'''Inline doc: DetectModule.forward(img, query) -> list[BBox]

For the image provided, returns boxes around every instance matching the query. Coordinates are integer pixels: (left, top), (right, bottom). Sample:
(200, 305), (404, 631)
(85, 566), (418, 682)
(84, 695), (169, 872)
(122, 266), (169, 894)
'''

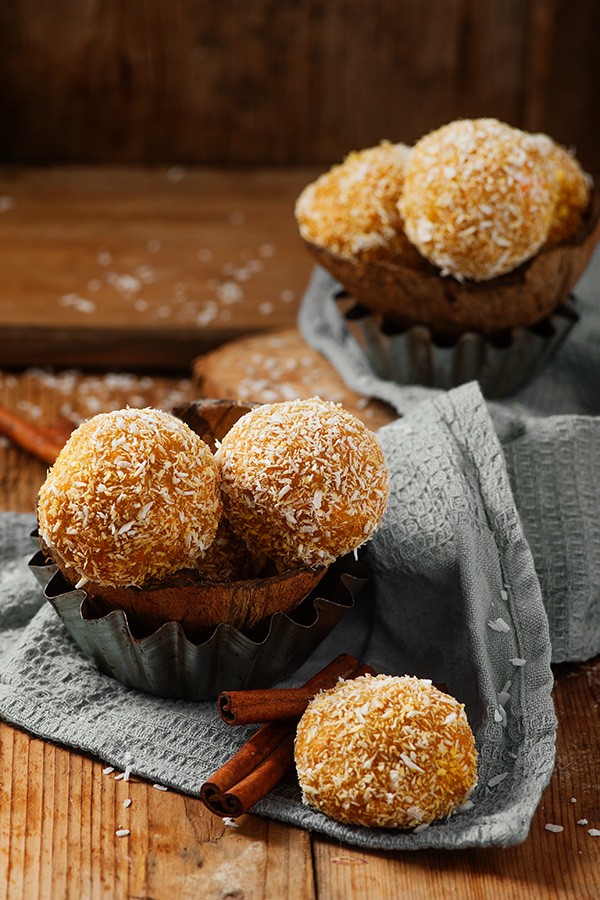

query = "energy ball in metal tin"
(400, 118), (557, 281)
(294, 674), (478, 829)
(539, 137), (592, 246)
(215, 398), (389, 569)
(38, 407), (221, 587)
(295, 141), (421, 265)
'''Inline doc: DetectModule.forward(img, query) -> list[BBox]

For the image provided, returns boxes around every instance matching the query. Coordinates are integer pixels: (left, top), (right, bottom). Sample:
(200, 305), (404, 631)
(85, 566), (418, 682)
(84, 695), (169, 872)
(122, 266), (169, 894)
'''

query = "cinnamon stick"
(0, 403), (70, 465)
(217, 654), (357, 725)
(218, 661), (375, 725)
(201, 656), (376, 818)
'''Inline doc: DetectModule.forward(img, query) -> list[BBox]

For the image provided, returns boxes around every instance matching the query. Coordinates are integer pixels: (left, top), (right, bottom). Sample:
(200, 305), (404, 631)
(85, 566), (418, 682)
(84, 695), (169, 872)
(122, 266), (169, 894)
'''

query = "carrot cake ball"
(196, 516), (266, 582)
(536, 136), (592, 245)
(399, 118), (558, 281)
(38, 407), (221, 587)
(295, 674), (478, 829)
(215, 398), (389, 569)
(295, 141), (421, 264)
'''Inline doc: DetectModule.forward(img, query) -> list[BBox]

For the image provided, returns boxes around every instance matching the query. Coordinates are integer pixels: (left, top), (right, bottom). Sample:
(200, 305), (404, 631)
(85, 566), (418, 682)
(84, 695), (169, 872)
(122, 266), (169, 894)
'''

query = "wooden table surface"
(0, 168), (599, 900)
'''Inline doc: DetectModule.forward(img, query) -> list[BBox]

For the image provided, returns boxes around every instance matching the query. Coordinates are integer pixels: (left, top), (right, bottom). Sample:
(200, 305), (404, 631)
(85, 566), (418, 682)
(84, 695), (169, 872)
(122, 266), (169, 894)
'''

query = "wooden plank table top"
(0, 169), (599, 900)
(0, 166), (319, 370)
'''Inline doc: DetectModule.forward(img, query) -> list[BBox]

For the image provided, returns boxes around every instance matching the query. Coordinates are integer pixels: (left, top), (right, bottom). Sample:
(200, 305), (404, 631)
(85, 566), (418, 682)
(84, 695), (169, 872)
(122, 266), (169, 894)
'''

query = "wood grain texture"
(0, 166), (318, 371)
(0, 726), (315, 900)
(0, 1), (598, 170)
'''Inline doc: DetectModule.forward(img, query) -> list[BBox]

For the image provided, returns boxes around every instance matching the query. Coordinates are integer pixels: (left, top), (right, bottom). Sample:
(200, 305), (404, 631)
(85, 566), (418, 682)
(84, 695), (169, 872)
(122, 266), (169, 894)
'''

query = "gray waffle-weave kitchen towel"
(299, 249), (600, 664)
(0, 382), (560, 849)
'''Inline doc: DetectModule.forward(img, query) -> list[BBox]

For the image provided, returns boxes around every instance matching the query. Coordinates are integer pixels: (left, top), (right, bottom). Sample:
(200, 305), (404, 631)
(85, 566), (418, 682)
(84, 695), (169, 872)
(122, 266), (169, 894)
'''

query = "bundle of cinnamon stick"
(200, 654), (375, 819)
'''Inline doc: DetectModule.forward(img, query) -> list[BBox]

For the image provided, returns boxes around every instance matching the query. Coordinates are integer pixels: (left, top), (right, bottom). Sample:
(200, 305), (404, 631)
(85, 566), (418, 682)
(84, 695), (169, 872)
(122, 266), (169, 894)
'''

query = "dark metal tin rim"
(28, 537), (367, 702)
(335, 291), (578, 399)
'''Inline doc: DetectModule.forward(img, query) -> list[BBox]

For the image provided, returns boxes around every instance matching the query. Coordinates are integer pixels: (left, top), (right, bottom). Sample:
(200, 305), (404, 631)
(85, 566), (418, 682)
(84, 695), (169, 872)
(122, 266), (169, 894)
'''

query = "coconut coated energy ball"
(295, 141), (421, 264)
(215, 398), (389, 569)
(295, 674), (478, 829)
(400, 118), (558, 281)
(540, 137), (592, 245)
(38, 407), (221, 587)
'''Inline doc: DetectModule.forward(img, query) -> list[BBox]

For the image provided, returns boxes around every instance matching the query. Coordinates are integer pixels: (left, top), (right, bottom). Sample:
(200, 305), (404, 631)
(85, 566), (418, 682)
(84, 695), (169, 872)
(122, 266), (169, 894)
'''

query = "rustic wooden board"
(0, 167), (318, 370)
(193, 327), (396, 431)
(1, 368), (599, 899)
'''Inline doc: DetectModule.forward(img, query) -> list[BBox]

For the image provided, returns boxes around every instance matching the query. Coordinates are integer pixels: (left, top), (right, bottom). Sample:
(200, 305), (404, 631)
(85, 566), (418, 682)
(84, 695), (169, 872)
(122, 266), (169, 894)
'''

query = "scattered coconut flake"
(456, 799), (475, 813)
(487, 772), (509, 788)
(0, 195), (16, 212)
(544, 823), (563, 833)
(147, 239), (162, 253)
(115, 829), (130, 838)
(413, 823), (430, 833)
(258, 301), (275, 315)
(103, 766), (115, 775)
(59, 293), (97, 314)
(229, 210), (245, 226)
(259, 242), (275, 257)
(494, 709), (503, 723)
(488, 618), (510, 633)
(222, 816), (240, 827)
(570, 797), (577, 803)
(587, 829), (600, 837)
(500, 589), (508, 600)
(123, 798), (132, 809)
(75, 575), (89, 589)
(167, 166), (186, 183)
(280, 289), (296, 303)
(577, 819), (588, 826)
(153, 783), (168, 791)
(510, 658), (526, 667)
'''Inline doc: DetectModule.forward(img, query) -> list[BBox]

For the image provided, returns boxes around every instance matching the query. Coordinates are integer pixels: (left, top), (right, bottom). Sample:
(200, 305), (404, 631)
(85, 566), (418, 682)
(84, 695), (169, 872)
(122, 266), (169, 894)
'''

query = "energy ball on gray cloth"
(215, 398), (389, 569)
(294, 674), (478, 829)
(37, 407), (221, 587)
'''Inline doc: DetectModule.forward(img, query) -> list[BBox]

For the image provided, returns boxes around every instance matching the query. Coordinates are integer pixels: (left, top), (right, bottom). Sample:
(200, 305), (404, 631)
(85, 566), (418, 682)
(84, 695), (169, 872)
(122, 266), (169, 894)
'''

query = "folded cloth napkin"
(299, 251), (600, 664)
(0, 381), (560, 850)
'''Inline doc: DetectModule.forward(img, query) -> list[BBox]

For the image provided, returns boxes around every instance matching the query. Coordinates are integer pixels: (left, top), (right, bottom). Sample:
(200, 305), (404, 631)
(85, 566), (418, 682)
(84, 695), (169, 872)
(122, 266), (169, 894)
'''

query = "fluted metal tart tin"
(29, 539), (367, 701)
(335, 292), (579, 399)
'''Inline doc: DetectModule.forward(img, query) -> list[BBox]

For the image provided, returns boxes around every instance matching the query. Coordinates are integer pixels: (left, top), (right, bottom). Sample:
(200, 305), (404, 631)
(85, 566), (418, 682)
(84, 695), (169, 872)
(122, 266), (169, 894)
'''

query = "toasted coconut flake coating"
(295, 141), (421, 264)
(294, 674), (478, 829)
(195, 515), (266, 582)
(215, 398), (389, 569)
(538, 137), (592, 245)
(38, 407), (221, 586)
(400, 118), (558, 281)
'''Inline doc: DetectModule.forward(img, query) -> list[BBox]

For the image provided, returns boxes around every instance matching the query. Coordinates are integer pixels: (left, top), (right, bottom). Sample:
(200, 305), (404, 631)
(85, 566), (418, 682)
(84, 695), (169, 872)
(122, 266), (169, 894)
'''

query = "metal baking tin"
(336, 293), (578, 399)
(28, 539), (367, 701)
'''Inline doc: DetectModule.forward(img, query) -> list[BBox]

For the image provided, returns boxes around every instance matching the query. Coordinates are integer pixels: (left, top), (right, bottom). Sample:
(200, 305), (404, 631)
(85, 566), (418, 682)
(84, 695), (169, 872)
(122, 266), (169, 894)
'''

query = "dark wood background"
(0, 0), (599, 171)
